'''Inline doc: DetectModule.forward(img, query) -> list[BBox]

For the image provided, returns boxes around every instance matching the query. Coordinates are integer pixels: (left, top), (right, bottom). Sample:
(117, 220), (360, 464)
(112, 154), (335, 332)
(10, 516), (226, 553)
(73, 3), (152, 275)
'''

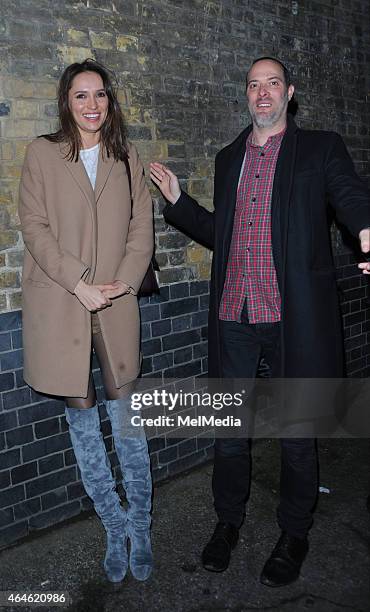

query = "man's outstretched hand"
(150, 162), (181, 205)
(358, 228), (370, 275)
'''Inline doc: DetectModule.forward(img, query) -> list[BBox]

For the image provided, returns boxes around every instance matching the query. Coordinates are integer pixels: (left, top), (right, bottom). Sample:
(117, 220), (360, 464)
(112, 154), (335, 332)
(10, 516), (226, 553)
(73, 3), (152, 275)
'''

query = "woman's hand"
(149, 162), (181, 204)
(99, 280), (132, 299)
(74, 279), (112, 311)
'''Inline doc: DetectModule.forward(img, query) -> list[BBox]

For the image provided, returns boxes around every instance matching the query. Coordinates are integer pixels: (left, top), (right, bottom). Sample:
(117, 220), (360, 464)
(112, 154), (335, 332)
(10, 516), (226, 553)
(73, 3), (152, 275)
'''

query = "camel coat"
(19, 137), (153, 397)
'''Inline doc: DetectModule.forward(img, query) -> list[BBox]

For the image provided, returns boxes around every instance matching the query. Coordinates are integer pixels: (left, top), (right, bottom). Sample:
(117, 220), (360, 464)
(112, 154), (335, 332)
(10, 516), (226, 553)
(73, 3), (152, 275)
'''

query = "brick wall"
(1, 0), (370, 547)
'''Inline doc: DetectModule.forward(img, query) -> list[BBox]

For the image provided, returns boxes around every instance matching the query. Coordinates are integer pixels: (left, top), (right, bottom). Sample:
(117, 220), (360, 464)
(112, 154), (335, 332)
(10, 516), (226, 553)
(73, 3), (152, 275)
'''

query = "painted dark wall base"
(1, 262), (369, 548)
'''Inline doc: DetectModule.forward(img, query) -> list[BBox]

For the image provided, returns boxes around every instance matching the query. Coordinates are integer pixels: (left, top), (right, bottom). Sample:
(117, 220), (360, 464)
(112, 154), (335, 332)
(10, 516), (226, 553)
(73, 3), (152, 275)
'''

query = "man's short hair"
(248, 56), (292, 87)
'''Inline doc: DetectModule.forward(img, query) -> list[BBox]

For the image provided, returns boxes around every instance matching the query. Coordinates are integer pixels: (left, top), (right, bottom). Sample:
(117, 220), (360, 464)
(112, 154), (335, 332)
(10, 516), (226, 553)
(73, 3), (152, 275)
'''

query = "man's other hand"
(358, 228), (370, 274)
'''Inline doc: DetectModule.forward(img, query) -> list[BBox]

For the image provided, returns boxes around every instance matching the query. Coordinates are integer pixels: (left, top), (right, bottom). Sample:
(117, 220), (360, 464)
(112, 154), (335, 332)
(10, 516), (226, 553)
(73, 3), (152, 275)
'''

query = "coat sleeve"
(114, 144), (154, 294)
(325, 133), (370, 237)
(19, 142), (89, 294)
(163, 191), (214, 250)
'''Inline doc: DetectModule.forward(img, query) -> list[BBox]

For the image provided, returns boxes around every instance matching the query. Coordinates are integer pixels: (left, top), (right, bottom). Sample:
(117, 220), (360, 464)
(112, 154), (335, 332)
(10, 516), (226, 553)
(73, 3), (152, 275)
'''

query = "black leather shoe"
(201, 522), (239, 572)
(260, 531), (308, 587)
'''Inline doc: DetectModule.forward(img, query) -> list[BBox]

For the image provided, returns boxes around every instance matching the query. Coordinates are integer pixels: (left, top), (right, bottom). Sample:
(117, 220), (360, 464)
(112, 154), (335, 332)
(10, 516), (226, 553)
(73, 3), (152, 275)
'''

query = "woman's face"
(68, 71), (109, 140)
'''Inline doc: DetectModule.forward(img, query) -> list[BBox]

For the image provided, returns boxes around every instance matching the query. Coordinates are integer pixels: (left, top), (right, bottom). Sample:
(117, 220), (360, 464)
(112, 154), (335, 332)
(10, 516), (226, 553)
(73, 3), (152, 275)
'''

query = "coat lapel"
(219, 127), (251, 269)
(271, 115), (299, 294)
(60, 143), (116, 207)
(59, 143), (95, 209)
(94, 149), (115, 204)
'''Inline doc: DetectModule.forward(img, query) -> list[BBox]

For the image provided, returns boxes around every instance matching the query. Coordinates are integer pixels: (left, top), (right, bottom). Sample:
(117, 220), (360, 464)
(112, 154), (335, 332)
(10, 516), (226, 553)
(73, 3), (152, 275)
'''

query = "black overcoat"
(164, 116), (370, 378)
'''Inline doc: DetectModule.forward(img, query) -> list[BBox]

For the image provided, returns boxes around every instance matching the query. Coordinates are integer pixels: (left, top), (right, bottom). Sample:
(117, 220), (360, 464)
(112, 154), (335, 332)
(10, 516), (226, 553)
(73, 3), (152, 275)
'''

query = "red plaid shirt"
(219, 129), (285, 324)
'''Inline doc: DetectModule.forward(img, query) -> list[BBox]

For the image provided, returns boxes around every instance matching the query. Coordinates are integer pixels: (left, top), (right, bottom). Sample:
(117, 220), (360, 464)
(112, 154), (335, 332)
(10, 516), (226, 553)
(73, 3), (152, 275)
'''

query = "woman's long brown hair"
(43, 58), (128, 162)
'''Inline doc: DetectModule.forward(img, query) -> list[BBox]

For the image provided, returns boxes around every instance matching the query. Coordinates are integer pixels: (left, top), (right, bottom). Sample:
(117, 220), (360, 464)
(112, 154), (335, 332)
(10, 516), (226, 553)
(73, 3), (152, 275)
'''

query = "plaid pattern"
(219, 129), (285, 324)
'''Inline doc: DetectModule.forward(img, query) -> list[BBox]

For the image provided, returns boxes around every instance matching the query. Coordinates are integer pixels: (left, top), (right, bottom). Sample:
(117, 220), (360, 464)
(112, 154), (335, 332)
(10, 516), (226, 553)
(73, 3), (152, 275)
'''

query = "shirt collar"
(247, 127), (286, 150)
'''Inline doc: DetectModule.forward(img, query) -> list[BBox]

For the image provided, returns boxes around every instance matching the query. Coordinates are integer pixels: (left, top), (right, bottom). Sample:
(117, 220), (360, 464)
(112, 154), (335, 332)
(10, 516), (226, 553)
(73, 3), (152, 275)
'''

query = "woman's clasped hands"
(74, 279), (131, 312)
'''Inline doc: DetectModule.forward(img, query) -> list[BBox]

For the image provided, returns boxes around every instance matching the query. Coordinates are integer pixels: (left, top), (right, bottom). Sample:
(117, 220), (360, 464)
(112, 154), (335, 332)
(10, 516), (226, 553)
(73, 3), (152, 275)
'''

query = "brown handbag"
(124, 156), (160, 297)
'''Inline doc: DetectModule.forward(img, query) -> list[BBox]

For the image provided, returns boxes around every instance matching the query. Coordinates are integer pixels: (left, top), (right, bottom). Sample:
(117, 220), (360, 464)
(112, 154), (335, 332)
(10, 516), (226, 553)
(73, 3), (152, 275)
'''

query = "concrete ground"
(0, 438), (369, 612)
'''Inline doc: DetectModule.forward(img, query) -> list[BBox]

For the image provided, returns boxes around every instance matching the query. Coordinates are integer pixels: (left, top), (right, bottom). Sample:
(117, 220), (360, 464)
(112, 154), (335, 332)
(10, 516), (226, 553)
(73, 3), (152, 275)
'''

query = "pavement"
(0, 438), (369, 612)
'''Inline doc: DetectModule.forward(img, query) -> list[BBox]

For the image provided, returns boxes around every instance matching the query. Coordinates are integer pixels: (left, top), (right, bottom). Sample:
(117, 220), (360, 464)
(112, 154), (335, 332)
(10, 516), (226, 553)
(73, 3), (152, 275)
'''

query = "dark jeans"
(213, 312), (318, 539)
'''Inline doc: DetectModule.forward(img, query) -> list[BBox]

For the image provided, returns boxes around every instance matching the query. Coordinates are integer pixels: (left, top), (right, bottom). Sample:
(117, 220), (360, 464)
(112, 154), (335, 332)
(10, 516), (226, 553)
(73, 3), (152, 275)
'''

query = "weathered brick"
(172, 315), (192, 332)
(178, 438), (197, 457)
(1, 448), (21, 469)
(191, 311), (208, 327)
(116, 35), (138, 51)
(163, 329), (201, 351)
(160, 297), (199, 318)
(170, 282), (189, 299)
(141, 357), (153, 374)
(22, 432), (71, 462)
(41, 487), (68, 510)
(18, 400), (64, 426)
(151, 319), (171, 337)
(0, 410), (17, 433)
(140, 304), (160, 323)
(163, 360), (202, 379)
(141, 338), (162, 356)
(0, 230), (18, 251)
(1, 349), (23, 373)
(0, 484), (25, 509)
(34, 418), (60, 439)
(25, 467), (76, 498)
(0, 372), (15, 392)
(190, 280), (209, 296)
(174, 347), (193, 365)
(11, 461), (38, 485)
(0, 506), (15, 527)
(11, 330), (22, 350)
(152, 352), (174, 371)
(66, 28), (90, 46)
(13, 498), (41, 520)
(13, 100), (39, 120)
(28, 501), (80, 530)
(158, 444), (178, 465)
(89, 31), (115, 49)
(66, 481), (85, 501)
(0, 271), (20, 289)
(148, 437), (166, 453)
(56, 45), (91, 65)
(0, 102), (11, 117)
(6, 425), (33, 448)
(38, 453), (64, 475)
(3, 386), (30, 410)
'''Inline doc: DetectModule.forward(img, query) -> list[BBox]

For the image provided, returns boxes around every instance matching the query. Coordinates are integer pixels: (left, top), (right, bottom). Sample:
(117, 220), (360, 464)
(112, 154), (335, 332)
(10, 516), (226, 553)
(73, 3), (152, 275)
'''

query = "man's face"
(246, 60), (294, 129)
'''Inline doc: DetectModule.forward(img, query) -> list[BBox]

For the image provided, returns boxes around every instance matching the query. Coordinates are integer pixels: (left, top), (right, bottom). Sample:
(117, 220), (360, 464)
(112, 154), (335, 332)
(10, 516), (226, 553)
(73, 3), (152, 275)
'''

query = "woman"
(19, 59), (153, 583)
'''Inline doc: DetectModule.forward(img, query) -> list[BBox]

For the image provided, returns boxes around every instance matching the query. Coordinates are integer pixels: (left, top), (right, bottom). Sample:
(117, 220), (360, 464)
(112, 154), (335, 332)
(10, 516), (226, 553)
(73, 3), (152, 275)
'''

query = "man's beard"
(248, 91), (288, 128)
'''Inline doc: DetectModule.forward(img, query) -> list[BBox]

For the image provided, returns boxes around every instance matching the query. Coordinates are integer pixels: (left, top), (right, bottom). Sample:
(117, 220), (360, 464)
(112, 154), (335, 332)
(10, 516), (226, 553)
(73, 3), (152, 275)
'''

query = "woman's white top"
(80, 143), (99, 189)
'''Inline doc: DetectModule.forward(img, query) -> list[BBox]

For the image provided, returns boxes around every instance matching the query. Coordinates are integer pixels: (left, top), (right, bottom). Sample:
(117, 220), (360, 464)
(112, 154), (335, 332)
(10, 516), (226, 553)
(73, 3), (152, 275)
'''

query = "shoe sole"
(259, 573), (300, 587)
(202, 562), (229, 573)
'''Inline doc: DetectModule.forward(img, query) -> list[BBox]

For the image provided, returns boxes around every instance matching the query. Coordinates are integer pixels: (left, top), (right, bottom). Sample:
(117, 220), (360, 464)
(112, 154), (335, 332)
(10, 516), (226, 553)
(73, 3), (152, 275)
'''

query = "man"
(150, 57), (370, 587)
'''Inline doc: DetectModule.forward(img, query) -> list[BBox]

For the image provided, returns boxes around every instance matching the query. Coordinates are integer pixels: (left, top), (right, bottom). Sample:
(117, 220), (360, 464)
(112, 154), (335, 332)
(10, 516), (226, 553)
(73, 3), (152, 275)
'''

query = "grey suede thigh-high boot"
(105, 398), (153, 581)
(65, 405), (128, 583)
